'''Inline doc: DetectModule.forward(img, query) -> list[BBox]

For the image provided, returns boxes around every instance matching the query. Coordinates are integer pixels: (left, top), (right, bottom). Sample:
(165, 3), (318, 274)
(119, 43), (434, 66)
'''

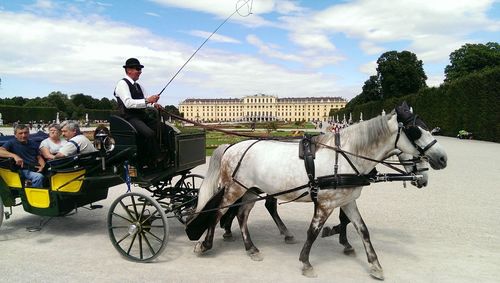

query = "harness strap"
(231, 140), (261, 178)
(417, 139), (437, 155)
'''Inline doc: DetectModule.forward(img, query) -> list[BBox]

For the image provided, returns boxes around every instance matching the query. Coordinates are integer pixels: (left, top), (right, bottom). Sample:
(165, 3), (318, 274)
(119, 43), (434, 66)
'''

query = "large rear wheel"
(173, 174), (204, 224)
(107, 192), (168, 262)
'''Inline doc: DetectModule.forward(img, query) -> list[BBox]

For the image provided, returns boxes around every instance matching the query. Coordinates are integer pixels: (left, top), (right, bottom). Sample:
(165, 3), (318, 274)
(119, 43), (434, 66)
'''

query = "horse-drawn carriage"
(1, 103), (448, 279)
(0, 113), (206, 261)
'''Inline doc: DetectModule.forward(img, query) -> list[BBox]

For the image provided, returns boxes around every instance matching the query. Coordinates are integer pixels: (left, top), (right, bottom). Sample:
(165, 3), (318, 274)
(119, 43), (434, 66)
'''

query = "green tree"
(164, 105), (180, 116)
(444, 42), (500, 83)
(348, 75), (381, 108)
(46, 91), (69, 112)
(376, 50), (427, 99)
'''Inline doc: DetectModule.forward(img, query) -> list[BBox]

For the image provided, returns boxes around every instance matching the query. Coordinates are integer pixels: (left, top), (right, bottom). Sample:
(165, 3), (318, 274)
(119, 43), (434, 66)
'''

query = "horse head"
(394, 102), (447, 170)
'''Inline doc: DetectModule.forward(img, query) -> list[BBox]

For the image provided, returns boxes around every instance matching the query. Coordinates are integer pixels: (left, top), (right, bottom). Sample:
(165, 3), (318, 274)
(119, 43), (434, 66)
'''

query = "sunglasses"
(134, 67), (143, 71)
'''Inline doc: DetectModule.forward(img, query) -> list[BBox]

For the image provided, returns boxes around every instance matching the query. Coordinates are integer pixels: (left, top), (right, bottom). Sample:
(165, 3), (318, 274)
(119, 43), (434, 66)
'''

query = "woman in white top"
(39, 123), (67, 160)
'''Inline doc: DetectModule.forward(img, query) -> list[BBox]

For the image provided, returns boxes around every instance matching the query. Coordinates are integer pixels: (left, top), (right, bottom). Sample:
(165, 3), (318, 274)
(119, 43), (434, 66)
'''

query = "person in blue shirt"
(0, 124), (45, 187)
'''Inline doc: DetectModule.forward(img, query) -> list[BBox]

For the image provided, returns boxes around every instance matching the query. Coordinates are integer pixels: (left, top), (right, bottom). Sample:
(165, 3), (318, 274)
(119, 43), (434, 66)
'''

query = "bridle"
(394, 108), (438, 156)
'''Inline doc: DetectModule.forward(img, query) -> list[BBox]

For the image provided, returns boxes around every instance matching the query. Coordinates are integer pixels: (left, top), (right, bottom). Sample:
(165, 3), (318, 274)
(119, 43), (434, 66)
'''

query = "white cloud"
(188, 30), (242, 44)
(246, 34), (302, 62)
(359, 41), (384, 55)
(0, 10), (341, 103)
(359, 61), (377, 76)
(145, 12), (160, 17)
(282, 0), (499, 61)
(426, 74), (445, 87)
(246, 34), (344, 68)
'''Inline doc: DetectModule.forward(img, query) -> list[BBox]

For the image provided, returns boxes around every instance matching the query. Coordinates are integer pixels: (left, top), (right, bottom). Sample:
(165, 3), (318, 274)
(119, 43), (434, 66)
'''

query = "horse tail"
(195, 143), (230, 213)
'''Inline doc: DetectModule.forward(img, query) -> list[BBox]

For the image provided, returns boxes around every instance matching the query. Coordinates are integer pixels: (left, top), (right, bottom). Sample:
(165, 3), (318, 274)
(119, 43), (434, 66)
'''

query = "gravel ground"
(0, 136), (499, 283)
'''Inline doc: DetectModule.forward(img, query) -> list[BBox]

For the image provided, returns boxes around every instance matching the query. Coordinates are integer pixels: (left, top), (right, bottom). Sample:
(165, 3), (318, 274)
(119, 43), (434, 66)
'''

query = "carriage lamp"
(94, 129), (115, 153)
(94, 128), (116, 170)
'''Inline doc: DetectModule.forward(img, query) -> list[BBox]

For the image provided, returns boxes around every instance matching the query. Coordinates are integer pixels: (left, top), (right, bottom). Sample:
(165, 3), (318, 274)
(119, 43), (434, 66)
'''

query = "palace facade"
(178, 94), (347, 122)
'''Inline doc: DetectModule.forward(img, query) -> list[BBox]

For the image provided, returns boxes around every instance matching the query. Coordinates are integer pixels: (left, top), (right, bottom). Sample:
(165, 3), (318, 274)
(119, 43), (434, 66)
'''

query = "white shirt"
(114, 76), (154, 109)
(58, 135), (96, 156)
(39, 138), (67, 154)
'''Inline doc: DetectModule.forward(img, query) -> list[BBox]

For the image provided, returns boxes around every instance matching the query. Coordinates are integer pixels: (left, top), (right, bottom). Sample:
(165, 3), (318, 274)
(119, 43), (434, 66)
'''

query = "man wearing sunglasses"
(114, 58), (166, 166)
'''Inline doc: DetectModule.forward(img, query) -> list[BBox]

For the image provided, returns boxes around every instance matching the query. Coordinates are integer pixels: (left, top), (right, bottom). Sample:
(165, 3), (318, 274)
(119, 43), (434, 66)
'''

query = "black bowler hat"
(123, 58), (144, 69)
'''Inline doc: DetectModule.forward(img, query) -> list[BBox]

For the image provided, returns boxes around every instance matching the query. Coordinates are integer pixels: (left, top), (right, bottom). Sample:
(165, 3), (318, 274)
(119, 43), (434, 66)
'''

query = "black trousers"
(127, 115), (162, 162)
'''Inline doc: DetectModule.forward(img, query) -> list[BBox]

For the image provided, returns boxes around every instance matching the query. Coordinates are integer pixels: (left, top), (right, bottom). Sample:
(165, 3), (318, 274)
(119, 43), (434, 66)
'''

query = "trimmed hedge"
(0, 106), (118, 124)
(336, 67), (500, 142)
(0, 106), (58, 123)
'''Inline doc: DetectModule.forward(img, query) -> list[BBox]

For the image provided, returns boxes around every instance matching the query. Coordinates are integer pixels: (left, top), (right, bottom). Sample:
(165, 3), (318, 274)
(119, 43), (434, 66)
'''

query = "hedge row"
(335, 67), (500, 142)
(0, 106), (118, 124)
(0, 106), (58, 123)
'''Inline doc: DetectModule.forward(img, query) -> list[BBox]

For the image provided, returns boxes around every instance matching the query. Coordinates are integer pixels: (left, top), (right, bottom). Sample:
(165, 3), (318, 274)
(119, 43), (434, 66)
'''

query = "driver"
(113, 58), (167, 166)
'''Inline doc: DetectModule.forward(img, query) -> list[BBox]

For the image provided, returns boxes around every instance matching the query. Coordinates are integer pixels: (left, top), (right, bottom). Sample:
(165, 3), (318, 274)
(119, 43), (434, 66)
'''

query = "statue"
(56, 112), (60, 124)
(360, 112), (363, 121)
(0, 112), (3, 126)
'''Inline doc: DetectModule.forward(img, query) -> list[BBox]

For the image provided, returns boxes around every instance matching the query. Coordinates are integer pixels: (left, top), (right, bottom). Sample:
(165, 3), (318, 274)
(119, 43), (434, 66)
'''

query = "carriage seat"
(45, 151), (101, 173)
(109, 115), (138, 148)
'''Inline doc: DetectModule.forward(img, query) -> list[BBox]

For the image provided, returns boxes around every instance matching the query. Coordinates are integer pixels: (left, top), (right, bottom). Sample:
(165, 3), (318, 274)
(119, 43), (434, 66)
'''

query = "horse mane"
(316, 113), (393, 153)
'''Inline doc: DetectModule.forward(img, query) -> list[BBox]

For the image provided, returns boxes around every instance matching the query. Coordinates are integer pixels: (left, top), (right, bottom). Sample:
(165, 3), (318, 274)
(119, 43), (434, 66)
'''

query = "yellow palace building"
(179, 94), (347, 123)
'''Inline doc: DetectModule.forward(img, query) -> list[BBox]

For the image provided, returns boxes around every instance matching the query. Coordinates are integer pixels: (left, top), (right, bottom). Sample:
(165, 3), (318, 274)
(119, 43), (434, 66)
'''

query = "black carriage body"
(109, 115), (206, 184)
(0, 115), (205, 223)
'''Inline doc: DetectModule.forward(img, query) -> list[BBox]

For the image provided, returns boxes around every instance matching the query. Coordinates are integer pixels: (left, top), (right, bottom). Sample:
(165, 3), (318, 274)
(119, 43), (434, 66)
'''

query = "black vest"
(115, 78), (146, 119)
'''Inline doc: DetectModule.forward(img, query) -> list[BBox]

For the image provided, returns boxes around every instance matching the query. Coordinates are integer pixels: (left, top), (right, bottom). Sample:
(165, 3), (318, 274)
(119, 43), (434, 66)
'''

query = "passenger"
(113, 57), (168, 165)
(39, 123), (67, 160)
(0, 124), (45, 187)
(55, 121), (96, 157)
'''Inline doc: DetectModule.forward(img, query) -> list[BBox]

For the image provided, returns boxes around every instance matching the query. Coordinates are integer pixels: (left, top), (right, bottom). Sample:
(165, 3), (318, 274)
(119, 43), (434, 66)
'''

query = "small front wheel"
(173, 174), (204, 224)
(107, 192), (169, 262)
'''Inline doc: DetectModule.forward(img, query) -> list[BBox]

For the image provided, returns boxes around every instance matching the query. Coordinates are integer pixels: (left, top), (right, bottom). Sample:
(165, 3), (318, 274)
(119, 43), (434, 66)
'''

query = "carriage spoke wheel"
(173, 174), (204, 224)
(107, 192), (168, 262)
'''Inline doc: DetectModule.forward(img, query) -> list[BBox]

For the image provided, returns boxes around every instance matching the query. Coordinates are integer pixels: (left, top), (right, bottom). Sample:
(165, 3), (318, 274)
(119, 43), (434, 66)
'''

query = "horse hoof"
(343, 247), (355, 255)
(302, 266), (317, 278)
(369, 266), (384, 280)
(194, 242), (209, 255)
(248, 251), (263, 261)
(284, 236), (297, 244)
(223, 233), (235, 242)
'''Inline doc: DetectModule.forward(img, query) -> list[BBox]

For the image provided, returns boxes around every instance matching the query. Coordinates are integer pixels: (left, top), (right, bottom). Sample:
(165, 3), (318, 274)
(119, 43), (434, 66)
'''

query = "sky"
(0, 0), (498, 107)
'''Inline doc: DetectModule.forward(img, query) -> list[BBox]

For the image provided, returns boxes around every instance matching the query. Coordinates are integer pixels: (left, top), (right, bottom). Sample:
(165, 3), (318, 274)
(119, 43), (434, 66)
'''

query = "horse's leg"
(264, 198), (296, 244)
(194, 211), (219, 254)
(299, 202), (335, 278)
(322, 208), (355, 254)
(220, 203), (239, 241)
(195, 183), (247, 254)
(337, 208), (354, 254)
(236, 197), (263, 261)
(341, 201), (384, 280)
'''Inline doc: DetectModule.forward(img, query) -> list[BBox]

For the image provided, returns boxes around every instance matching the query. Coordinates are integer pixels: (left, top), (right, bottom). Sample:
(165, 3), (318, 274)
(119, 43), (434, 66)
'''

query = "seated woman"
(39, 123), (67, 160)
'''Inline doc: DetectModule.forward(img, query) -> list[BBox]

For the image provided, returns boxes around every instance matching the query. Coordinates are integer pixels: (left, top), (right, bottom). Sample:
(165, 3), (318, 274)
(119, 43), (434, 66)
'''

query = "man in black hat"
(114, 58), (166, 166)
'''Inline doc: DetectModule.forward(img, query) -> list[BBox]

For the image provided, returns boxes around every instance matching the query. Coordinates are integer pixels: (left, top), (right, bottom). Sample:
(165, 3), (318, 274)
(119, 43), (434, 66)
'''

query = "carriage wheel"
(0, 194), (4, 229)
(107, 192), (169, 262)
(173, 174), (204, 224)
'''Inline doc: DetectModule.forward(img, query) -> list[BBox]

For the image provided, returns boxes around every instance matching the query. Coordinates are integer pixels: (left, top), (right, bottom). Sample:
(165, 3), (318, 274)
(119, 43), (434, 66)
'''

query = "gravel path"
(0, 136), (499, 283)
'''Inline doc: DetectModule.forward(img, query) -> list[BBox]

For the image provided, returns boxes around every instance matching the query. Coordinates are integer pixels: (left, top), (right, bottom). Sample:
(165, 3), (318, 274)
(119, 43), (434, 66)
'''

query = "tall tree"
(376, 50), (427, 99)
(444, 42), (500, 83)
